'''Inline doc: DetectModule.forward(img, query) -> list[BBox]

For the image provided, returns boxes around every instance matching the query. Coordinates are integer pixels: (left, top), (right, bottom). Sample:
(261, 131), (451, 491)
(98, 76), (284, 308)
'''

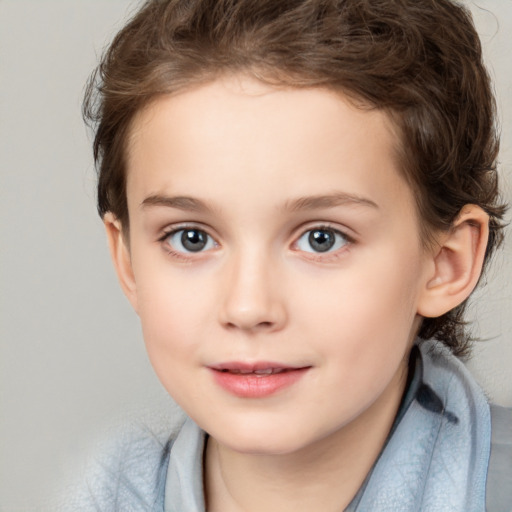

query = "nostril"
(225, 320), (274, 330)
(219, 289), (287, 332)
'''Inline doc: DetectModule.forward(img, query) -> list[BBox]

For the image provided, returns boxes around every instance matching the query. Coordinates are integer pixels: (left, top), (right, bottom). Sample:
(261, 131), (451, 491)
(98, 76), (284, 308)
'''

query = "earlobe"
(104, 213), (139, 313)
(417, 205), (489, 318)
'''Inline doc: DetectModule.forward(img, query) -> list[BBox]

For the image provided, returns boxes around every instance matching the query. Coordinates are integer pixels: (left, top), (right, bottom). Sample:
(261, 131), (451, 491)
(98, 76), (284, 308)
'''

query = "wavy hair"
(84, 0), (507, 356)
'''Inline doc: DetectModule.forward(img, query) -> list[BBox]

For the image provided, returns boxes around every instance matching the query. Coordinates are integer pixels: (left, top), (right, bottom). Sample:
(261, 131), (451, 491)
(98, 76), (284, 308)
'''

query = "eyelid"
(291, 223), (355, 258)
(293, 222), (356, 243)
(157, 222), (216, 242)
(157, 223), (219, 258)
(156, 221), (354, 261)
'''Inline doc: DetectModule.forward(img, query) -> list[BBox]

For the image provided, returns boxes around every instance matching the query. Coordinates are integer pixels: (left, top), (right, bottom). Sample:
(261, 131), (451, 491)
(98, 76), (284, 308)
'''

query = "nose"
(218, 250), (287, 333)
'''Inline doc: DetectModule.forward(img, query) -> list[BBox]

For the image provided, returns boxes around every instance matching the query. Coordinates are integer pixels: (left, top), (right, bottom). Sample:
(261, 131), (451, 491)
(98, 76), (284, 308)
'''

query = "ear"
(417, 205), (489, 318)
(104, 212), (139, 313)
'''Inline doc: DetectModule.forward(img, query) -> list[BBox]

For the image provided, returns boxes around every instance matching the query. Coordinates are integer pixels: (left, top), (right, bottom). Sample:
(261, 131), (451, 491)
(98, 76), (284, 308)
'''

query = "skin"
(105, 76), (489, 512)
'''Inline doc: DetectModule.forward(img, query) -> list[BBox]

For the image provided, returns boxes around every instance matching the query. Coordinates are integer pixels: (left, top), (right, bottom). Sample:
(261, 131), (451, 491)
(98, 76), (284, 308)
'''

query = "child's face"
(116, 76), (434, 455)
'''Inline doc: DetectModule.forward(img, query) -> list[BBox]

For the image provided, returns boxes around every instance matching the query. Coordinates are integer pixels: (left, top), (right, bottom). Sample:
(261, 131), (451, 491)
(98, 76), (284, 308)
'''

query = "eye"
(295, 227), (349, 253)
(165, 228), (216, 253)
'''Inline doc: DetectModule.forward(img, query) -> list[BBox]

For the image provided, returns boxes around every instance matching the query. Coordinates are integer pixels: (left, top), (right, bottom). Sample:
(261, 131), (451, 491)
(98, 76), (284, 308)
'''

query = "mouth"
(208, 362), (311, 397)
(220, 368), (291, 375)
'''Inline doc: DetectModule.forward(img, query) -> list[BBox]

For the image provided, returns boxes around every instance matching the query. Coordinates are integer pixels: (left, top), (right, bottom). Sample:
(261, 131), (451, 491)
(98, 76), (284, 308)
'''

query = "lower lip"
(210, 368), (309, 398)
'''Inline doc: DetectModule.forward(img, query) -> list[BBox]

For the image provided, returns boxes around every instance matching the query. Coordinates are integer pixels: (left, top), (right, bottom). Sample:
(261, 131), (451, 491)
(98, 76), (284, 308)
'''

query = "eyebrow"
(140, 195), (215, 213)
(140, 191), (378, 214)
(284, 192), (379, 212)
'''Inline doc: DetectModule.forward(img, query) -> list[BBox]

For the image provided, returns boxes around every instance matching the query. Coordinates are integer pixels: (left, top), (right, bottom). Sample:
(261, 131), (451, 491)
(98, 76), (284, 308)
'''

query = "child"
(78, 0), (510, 510)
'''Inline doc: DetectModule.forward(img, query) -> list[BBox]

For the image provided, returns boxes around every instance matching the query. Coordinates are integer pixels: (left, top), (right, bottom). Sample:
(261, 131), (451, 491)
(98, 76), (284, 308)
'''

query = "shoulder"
(418, 340), (512, 511)
(61, 416), (186, 512)
(487, 404), (512, 511)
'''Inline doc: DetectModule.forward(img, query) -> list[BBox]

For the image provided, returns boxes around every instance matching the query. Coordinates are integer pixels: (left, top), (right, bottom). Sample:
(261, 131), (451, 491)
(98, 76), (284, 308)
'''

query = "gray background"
(0, 1), (510, 510)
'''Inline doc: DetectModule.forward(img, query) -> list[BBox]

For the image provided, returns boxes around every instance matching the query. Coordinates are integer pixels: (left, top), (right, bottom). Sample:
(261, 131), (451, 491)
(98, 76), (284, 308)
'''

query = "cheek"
(131, 262), (207, 368)
(137, 287), (203, 404)
(297, 250), (420, 334)
(292, 247), (422, 381)
(138, 282), (203, 345)
(133, 246), (210, 325)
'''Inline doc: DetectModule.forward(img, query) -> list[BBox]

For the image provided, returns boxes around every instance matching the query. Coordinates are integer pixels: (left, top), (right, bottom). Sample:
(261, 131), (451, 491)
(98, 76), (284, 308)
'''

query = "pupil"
(181, 230), (207, 252)
(309, 229), (335, 252)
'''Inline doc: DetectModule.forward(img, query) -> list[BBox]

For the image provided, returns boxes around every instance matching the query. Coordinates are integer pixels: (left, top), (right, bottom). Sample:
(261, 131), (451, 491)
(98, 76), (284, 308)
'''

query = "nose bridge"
(219, 243), (286, 332)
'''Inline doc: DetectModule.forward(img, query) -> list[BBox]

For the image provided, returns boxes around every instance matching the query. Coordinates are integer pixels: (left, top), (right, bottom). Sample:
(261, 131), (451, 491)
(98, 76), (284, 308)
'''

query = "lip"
(208, 362), (310, 398)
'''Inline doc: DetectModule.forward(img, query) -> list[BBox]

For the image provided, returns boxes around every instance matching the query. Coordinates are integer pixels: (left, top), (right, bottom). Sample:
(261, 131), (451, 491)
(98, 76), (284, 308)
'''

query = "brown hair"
(84, 0), (506, 357)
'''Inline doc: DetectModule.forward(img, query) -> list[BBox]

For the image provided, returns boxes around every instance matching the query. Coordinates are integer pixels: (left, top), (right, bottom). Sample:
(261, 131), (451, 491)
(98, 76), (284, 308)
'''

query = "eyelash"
(292, 224), (354, 262)
(158, 224), (218, 262)
(157, 223), (354, 262)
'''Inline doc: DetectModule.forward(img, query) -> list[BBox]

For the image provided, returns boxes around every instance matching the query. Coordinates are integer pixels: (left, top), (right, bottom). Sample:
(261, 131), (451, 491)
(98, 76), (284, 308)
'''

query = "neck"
(204, 364), (407, 512)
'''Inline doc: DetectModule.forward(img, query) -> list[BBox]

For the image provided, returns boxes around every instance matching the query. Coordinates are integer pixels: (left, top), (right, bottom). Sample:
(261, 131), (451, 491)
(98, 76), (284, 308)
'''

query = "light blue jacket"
(66, 340), (511, 511)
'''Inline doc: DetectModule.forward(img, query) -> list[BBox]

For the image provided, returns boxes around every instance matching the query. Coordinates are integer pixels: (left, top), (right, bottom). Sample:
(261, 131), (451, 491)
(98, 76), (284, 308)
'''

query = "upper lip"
(209, 362), (310, 374)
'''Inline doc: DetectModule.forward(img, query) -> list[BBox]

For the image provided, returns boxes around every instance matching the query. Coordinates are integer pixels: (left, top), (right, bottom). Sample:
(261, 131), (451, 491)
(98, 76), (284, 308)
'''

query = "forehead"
(125, 76), (415, 224)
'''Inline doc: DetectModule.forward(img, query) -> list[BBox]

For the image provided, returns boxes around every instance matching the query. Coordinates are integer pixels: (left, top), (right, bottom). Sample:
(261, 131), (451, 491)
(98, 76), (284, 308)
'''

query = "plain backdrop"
(0, 1), (510, 510)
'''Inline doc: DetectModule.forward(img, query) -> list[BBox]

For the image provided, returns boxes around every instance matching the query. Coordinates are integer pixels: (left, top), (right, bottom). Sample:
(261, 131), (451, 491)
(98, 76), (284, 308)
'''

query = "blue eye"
(296, 228), (349, 253)
(166, 228), (216, 253)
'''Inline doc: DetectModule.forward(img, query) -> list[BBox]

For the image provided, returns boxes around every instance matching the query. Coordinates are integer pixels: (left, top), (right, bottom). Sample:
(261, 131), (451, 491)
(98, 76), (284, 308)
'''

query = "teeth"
(221, 368), (289, 375)
(254, 369), (274, 375)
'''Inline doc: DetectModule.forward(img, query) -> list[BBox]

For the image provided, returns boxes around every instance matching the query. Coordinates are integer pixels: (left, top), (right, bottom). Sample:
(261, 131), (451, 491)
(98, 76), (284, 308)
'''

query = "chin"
(222, 436), (305, 456)
(206, 418), (319, 456)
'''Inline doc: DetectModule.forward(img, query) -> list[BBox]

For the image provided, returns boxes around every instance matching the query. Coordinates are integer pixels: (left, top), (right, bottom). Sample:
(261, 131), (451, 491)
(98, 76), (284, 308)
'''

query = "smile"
(208, 362), (310, 398)
(221, 368), (288, 375)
